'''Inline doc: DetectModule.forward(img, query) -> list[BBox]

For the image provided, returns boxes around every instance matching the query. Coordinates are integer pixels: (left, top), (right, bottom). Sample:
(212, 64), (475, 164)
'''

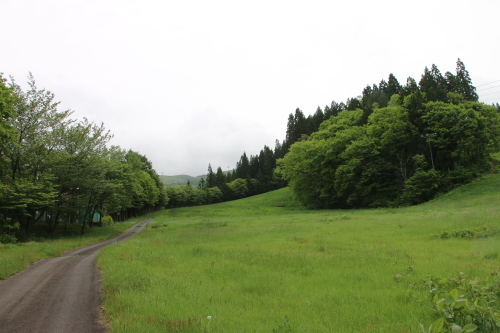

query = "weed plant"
(97, 174), (500, 332)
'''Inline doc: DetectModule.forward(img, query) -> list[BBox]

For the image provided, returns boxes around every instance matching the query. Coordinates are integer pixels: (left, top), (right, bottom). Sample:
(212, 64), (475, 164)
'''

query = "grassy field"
(0, 218), (141, 280)
(96, 174), (500, 332)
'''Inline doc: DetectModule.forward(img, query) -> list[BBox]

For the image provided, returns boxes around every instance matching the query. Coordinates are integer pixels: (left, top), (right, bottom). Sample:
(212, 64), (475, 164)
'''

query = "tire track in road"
(0, 218), (153, 333)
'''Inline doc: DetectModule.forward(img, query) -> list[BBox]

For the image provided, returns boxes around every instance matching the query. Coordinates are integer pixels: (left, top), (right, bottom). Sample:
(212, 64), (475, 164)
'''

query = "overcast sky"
(2, 0), (499, 176)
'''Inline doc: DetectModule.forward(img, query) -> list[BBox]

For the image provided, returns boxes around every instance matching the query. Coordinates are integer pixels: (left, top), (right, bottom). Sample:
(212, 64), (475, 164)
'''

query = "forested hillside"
(168, 59), (500, 209)
(0, 74), (166, 242)
(279, 59), (500, 208)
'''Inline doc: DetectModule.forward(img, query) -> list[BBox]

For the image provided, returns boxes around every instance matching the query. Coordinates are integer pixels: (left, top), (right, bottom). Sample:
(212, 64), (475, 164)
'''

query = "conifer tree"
(206, 164), (216, 188)
(197, 178), (206, 190)
(419, 65), (447, 102)
(387, 74), (402, 97)
(215, 167), (226, 188)
(454, 58), (478, 101)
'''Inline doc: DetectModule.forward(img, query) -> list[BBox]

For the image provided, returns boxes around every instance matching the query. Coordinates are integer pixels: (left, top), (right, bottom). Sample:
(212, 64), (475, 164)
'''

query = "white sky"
(2, 0), (499, 176)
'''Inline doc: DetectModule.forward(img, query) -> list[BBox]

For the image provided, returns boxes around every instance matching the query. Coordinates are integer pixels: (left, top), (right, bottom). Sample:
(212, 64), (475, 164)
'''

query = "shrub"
(431, 226), (494, 240)
(421, 272), (500, 332)
(0, 219), (19, 244)
(101, 216), (114, 226)
(401, 169), (441, 205)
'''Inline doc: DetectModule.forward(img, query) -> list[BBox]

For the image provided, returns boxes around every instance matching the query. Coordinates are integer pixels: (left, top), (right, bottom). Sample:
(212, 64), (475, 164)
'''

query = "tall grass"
(96, 174), (500, 332)
(0, 218), (140, 280)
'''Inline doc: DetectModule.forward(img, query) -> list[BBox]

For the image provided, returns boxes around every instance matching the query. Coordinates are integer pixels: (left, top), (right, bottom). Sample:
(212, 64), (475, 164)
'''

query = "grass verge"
(0, 217), (143, 280)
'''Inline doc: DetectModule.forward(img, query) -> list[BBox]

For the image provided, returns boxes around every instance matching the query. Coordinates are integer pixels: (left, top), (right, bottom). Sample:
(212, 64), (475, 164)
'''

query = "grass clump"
(431, 225), (497, 240)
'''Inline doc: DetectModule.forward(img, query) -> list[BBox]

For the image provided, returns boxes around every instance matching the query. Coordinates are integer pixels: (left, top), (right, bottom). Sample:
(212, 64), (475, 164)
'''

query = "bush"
(421, 272), (500, 332)
(0, 219), (19, 244)
(101, 216), (114, 226)
(431, 225), (495, 240)
(401, 169), (441, 205)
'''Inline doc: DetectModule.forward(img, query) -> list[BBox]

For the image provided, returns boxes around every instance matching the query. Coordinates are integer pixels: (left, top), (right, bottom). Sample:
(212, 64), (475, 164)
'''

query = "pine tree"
(454, 58), (478, 101)
(206, 164), (216, 188)
(249, 154), (259, 178)
(285, 113), (295, 145)
(293, 108), (307, 140)
(419, 65), (447, 102)
(401, 77), (419, 96)
(215, 167), (226, 187)
(387, 73), (402, 97)
(346, 98), (362, 110)
(236, 153), (250, 179)
(197, 178), (206, 190)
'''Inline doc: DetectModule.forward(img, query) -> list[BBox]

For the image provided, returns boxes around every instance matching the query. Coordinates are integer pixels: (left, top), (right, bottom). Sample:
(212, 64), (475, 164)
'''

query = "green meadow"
(96, 174), (500, 332)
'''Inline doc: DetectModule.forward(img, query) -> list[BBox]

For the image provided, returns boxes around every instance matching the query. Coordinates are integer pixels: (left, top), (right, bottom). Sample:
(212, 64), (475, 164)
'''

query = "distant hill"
(159, 175), (203, 187)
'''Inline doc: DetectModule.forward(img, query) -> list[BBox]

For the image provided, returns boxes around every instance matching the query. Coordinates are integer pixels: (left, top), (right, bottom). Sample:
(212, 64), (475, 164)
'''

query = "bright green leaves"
(279, 96), (500, 208)
(419, 317), (445, 333)
(0, 74), (16, 157)
(0, 74), (166, 240)
(422, 273), (499, 332)
(228, 178), (249, 199)
(422, 101), (489, 171)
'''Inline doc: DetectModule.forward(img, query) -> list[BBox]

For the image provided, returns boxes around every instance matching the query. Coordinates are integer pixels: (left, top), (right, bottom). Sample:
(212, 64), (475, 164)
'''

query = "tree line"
(278, 59), (500, 208)
(165, 59), (499, 209)
(5, 59), (493, 233)
(0, 74), (166, 242)
(166, 146), (287, 208)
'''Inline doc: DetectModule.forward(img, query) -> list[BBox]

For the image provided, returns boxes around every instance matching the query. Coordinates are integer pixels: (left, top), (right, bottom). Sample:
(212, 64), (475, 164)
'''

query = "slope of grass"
(97, 176), (500, 332)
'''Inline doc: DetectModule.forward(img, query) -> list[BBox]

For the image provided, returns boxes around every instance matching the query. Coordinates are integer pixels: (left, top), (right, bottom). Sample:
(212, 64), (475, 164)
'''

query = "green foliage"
(0, 218), (19, 244)
(0, 73), (16, 162)
(0, 73), (165, 238)
(422, 273), (500, 332)
(101, 216), (114, 226)
(401, 169), (441, 205)
(228, 178), (248, 199)
(431, 225), (495, 240)
(279, 61), (500, 209)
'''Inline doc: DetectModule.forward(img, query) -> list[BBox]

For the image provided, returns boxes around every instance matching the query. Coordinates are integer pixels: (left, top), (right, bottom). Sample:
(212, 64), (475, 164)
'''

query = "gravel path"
(0, 218), (153, 333)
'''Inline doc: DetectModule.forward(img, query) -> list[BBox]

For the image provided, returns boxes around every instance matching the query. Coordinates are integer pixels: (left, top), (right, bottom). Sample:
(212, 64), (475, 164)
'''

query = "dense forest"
(0, 74), (166, 242)
(167, 59), (500, 209)
(280, 59), (500, 208)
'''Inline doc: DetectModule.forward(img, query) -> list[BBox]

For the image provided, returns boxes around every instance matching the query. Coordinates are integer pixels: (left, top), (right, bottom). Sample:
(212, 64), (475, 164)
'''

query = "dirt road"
(0, 218), (153, 333)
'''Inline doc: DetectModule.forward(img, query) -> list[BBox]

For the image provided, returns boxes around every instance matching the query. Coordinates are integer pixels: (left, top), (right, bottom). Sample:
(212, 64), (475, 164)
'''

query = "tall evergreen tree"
(285, 113), (295, 145)
(324, 101), (345, 118)
(235, 152), (250, 179)
(346, 98), (362, 111)
(215, 167), (226, 188)
(206, 164), (216, 188)
(197, 178), (206, 190)
(454, 58), (478, 101)
(494, 103), (500, 113)
(401, 77), (419, 97)
(249, 154), (259, 178)
(387, 73), (402, 97)
(293, 108), (307, 140)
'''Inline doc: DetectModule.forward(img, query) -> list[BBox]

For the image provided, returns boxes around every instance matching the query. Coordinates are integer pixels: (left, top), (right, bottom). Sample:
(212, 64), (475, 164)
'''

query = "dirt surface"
(0, 218), (153, 333)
